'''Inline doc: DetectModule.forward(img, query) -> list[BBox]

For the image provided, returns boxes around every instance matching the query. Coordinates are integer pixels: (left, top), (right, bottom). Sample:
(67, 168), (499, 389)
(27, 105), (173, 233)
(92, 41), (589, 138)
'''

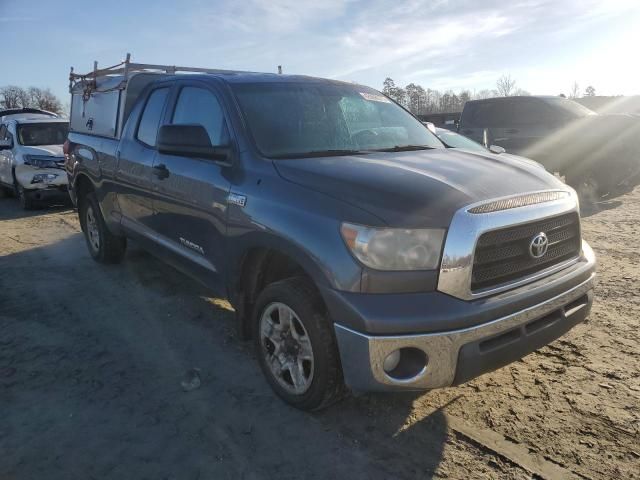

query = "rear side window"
(172, 87), (227, 145)
(467, 102), (508, 127)
(137, 88), (169, 147)
(0, 125), (6, 139)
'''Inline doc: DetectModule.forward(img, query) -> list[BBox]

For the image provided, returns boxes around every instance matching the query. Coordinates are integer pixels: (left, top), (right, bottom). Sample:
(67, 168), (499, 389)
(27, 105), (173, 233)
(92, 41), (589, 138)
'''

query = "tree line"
(0, 85), (64, 114)
(1, 76), (598, 118)
(382, 75), (597, 115)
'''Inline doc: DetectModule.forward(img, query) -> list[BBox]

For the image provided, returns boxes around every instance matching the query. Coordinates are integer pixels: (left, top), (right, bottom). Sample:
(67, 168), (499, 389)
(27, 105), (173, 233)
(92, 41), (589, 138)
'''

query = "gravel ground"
(0, 189), (638, 480)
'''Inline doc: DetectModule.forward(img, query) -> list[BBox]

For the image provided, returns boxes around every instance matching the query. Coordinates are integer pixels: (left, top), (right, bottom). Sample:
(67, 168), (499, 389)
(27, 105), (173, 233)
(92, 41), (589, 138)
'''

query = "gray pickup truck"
(65, 58), (596, 410)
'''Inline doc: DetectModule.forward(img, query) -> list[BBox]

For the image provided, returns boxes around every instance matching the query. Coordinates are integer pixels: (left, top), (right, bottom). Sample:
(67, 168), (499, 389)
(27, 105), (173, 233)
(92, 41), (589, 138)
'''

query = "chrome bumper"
(334, 242), (596, 391)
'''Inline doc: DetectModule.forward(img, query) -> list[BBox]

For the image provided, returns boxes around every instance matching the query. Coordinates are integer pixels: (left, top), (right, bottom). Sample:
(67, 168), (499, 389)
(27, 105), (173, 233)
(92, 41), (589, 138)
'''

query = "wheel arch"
(231, 238), (331, 340)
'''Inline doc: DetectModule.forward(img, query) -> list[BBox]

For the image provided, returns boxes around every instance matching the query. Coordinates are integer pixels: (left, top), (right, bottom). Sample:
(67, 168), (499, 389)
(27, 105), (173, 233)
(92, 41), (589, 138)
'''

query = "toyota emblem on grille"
(529, 232), (549, 258)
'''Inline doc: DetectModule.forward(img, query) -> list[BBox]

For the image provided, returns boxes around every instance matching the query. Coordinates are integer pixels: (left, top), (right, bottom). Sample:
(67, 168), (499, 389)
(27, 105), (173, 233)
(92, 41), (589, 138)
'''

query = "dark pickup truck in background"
(458, 95), (640, 195)
(65, 57), (596, 411)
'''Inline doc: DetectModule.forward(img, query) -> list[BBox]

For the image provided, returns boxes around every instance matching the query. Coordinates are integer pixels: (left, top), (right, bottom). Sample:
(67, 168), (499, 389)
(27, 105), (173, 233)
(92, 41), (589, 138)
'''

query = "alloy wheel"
(259, 302), (314, 395)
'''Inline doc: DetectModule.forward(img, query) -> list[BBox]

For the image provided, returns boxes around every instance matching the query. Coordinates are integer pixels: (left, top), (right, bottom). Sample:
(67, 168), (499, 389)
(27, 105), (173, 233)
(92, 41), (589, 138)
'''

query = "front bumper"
(332, 243), (596, 392)
(14, 165), (68, 190)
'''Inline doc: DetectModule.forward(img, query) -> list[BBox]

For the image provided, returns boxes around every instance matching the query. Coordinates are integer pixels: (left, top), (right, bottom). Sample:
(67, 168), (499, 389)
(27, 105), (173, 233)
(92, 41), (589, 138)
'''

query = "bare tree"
(496, 75), (517, 97)
(585, 85), (596, 97)
(569, 81), (581, 99)
(514, 88), (530, 96)
(0, 86), (25, 109)
(28, 87), (63, 113)
(475, 89), (496, 100)
(0, 85), (63, 113)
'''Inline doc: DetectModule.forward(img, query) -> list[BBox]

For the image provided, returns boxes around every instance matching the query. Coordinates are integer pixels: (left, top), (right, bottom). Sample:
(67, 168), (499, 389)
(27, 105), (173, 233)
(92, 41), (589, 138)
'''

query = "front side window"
(17, 123), (68, 146)
(510, 100), (554, 125)
(137, 88), (169, 147)
(172, 87), (227, 145)
(232, 82), (443, 158)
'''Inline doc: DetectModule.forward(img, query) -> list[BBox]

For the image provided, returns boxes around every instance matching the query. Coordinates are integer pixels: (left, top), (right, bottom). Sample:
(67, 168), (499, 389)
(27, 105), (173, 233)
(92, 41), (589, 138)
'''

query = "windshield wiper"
(270, 149), (366, 159)
(371, 145), (436, 152)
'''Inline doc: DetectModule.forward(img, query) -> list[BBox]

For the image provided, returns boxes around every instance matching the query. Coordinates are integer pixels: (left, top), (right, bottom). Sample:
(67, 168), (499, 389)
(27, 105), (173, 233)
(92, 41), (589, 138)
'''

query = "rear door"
(116, 86), (170, 232)
(500, 98), (556, 155)
(150, 81), (232, 290)
(0, 124), (12, 185)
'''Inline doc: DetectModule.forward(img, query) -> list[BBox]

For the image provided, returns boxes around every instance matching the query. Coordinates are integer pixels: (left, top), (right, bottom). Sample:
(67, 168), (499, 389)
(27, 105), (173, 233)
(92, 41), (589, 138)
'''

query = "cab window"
(137, 87), (169, 147)
(172, 87), (227, 145)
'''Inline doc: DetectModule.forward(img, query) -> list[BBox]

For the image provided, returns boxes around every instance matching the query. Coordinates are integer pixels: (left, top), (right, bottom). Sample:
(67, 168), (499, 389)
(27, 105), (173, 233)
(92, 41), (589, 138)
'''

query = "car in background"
(0, 109), (69, 209)
(434, 127), (545, 171)
(458, 96), (640, 195)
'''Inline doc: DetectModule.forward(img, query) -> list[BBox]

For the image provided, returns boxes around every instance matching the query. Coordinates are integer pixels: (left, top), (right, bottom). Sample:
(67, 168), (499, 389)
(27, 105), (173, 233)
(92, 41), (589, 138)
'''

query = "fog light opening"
(383, 347), (428, 381)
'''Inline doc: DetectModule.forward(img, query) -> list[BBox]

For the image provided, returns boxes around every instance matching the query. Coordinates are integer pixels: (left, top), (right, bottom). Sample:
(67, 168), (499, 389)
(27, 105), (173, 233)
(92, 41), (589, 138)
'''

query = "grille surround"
(438, 190), (582, 301)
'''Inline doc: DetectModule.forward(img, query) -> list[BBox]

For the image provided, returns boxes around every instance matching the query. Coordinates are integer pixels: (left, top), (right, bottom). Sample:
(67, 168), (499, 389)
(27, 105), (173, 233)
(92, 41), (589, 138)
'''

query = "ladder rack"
(69, 53), (259, 92)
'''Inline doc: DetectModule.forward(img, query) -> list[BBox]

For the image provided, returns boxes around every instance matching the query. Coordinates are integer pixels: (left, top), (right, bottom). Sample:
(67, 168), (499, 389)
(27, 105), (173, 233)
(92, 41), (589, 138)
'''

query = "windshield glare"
(232, 83), (443, 158)
(17, 123), (69, 146)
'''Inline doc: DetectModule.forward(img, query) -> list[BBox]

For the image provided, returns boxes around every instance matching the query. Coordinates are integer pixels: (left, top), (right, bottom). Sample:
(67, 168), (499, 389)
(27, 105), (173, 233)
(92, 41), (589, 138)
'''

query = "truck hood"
(20, 145), (64, 157)
(273, 149), (566, 227)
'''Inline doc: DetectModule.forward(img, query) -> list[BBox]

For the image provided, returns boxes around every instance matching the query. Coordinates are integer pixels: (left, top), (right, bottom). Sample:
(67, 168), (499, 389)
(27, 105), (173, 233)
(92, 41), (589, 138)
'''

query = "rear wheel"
(79, 192), (127, 263)
(253, 278), (345, 411)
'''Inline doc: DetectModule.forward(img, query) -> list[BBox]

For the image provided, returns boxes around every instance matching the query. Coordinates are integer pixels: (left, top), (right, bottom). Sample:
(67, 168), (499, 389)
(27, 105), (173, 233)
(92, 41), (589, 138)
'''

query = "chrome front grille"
(471, 213), (581, 291)
(437, 189), (581, 301)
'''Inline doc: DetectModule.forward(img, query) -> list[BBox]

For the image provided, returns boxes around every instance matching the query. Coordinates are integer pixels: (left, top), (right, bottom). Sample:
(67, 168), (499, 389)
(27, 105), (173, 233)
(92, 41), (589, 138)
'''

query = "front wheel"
(17, 185), (36, 210)
(253, 278), (345, 411)
(79, 192), (127, 263)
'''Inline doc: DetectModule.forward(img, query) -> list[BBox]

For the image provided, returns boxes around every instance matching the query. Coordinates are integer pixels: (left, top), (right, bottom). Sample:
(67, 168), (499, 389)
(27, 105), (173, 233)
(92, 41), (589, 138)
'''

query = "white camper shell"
(69, 54), (249, 139)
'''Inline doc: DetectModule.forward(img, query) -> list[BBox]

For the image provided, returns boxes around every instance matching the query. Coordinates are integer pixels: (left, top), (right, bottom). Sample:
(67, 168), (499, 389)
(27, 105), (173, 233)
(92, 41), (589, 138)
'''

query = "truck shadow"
(0, 197), (73, 220)
(0, 234), (448, 479)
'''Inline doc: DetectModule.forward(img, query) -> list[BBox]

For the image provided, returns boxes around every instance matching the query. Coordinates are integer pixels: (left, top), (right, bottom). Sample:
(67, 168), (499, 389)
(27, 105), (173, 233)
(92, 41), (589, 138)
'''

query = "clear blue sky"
(2, 0), (639, 104)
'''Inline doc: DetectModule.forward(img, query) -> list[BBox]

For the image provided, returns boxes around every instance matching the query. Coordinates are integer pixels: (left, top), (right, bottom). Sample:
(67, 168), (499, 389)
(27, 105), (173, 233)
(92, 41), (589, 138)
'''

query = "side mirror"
(157, 124), (231, 164)
(0, 138), (12, 150)
(489, 145), (506, 154)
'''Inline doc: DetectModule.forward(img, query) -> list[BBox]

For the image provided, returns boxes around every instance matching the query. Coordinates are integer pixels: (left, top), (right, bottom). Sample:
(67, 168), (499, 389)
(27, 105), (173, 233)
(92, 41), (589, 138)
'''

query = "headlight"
(340, 223), (445, 271)
(31, 173), (58, 184)
(23, 155), (59, 168)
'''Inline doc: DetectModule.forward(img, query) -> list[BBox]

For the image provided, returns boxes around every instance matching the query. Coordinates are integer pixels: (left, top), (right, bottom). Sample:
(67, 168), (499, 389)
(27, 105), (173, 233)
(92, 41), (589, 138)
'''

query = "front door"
(151, 83), (232, 291)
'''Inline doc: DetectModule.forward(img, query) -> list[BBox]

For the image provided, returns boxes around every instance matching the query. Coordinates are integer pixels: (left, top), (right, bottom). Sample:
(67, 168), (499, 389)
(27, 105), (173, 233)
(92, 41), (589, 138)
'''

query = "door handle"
(152, 163), (170, 180)
(506, 129), (519, 134)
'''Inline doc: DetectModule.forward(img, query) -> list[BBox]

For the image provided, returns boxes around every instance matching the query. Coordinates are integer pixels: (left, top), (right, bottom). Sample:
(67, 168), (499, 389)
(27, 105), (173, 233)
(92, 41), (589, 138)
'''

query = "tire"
(0, 186), (8, 199)
(17, 185), (36, 210)
(79, 192), (127, 263)
(253, 277), (345, 411)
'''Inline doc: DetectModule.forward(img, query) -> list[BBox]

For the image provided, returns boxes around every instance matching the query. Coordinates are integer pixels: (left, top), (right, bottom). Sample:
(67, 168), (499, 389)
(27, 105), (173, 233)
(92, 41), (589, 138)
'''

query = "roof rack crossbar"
(69, 53), (257, 87)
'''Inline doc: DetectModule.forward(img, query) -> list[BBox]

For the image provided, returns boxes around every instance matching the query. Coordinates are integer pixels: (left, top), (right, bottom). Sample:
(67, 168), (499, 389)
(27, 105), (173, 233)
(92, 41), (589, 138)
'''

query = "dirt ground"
(1, 188), (638, 480)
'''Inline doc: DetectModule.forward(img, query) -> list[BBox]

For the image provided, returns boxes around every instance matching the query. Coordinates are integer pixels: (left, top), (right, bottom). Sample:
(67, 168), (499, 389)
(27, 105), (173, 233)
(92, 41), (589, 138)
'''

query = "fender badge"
(228, 192), (247, 207)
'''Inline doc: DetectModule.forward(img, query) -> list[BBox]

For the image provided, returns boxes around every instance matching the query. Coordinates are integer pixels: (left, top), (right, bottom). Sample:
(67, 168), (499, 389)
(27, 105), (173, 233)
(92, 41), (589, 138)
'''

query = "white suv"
(0, 109), (69, 209)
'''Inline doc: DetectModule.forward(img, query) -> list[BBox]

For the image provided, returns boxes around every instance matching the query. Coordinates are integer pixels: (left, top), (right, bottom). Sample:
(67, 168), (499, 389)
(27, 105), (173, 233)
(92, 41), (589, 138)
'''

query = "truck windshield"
(541, 97), (597, 119)
(17, 123), (69, 146)
(232, 82), (443, 158)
